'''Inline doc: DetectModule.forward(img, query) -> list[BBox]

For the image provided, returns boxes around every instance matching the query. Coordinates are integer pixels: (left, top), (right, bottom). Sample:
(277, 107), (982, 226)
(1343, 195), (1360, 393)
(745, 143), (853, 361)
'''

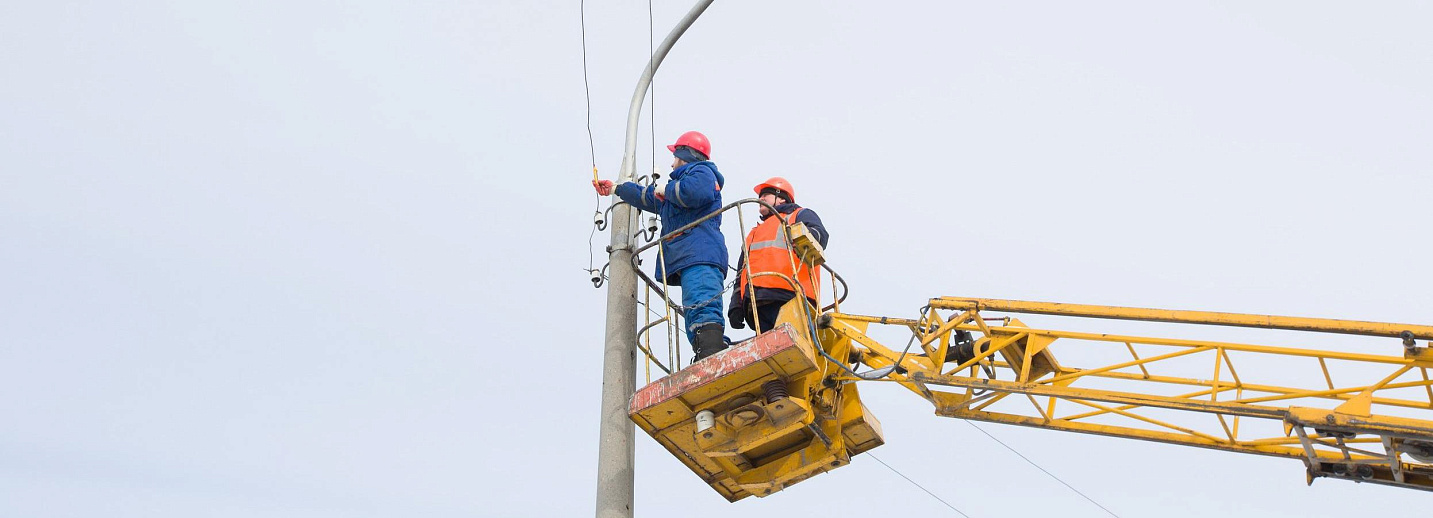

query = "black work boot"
(691, 323), (728, 362)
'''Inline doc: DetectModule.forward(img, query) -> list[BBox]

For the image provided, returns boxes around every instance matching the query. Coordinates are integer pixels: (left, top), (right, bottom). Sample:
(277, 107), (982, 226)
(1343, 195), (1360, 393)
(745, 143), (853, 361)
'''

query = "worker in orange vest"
(728, 177), (829, 334)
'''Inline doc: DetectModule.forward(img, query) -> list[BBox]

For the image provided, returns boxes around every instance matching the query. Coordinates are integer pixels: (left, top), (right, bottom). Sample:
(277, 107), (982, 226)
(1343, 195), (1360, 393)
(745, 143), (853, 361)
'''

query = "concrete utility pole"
(595, 2), (715, 518)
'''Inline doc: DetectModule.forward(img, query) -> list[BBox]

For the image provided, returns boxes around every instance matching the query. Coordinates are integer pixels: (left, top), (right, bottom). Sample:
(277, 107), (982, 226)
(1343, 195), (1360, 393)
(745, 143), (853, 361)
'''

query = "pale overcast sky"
(2, 1), (1431, 517)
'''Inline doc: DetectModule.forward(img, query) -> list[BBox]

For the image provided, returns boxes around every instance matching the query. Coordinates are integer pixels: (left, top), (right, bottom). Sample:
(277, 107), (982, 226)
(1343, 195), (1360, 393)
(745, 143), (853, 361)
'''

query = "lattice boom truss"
(822, 297), (1433, 491)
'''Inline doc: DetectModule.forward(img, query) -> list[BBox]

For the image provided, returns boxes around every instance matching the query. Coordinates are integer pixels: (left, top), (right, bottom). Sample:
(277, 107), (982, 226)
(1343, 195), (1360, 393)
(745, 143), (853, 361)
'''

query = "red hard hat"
(754, 177), (796, 202)
(666, 130), (712, 158)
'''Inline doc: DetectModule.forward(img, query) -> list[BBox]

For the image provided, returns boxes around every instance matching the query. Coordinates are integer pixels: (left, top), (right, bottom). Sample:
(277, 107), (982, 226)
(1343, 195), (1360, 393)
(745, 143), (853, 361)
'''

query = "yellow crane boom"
(624, 205), (1433, 499)
(824, 297), (1433, 492)
(631, 294), (1433, 499)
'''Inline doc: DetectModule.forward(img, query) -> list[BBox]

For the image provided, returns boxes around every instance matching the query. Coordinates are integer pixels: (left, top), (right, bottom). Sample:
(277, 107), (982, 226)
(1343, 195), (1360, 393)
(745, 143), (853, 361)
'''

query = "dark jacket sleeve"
(614, 181), (663, 213)
(665, 165), (719, 209)
(727, 248), (748, 329)
(794, 208), (829, 248)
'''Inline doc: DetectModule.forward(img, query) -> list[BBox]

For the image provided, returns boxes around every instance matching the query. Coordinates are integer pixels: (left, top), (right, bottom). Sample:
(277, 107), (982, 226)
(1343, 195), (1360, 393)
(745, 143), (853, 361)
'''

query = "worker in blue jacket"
(593, 131), (729, 361)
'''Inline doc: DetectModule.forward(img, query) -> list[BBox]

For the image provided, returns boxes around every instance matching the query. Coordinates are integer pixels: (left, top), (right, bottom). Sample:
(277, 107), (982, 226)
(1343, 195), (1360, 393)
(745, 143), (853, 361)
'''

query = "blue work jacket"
(615, 160), (728, 284)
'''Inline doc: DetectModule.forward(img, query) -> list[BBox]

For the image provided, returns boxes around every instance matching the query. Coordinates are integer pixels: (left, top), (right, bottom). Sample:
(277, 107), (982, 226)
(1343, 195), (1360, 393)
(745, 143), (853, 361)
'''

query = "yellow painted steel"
(787, 222), (826, 267)
(628, 299), (883, 501)
(825, 298), (1433, 492)
(622, 197), (1433, 496)
(930, 297), (1433, 340)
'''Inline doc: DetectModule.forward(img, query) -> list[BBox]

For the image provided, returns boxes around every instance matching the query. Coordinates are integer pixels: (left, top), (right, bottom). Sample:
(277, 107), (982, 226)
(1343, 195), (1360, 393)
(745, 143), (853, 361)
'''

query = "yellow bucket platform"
(629, 320), (884, 501)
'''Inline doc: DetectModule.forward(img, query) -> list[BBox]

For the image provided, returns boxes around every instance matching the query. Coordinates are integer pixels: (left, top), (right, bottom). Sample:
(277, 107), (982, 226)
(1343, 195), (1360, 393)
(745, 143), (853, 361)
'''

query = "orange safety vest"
(737, 208), (820, 303)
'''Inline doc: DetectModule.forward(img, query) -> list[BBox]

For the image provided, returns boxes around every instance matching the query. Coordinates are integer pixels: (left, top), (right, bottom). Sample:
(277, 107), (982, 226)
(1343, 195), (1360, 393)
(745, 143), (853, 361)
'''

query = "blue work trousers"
(679, 264), (725, 345)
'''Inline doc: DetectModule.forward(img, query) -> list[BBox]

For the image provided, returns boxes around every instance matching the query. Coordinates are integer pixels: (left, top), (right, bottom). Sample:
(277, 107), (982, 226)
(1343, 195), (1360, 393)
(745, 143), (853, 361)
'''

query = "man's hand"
(728, 304), (746, 329)
(592, 179), (615, 196)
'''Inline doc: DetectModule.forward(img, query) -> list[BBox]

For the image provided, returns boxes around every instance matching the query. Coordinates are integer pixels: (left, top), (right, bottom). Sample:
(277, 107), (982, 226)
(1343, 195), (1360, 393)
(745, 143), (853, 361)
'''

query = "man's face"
(671, 156), (684, 170)
(758, 193), (780, 216)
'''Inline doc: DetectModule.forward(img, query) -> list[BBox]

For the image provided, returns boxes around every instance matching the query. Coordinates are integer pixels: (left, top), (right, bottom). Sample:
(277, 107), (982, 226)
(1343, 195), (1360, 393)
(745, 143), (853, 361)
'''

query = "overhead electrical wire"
(858, 308), (1118, 517)
(580, 0), (597, 171)
(581, 0), (605, 285)
(867, 453), (973, 518)
(962, 418), (1117, 516)
(648, 0), (657, 175)
(645, 0), (684, 362)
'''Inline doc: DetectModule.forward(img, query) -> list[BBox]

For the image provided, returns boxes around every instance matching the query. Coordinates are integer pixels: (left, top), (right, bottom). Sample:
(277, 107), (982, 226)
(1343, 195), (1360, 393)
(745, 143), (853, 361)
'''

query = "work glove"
(592, 179), (615, 196)
(653, 173), (669, 202)
(728, 299), (746, 329)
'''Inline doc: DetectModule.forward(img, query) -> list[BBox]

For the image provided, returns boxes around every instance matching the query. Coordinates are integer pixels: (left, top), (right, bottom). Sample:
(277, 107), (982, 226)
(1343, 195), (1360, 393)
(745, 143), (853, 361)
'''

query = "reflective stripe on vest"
(738, 208), (820, 302)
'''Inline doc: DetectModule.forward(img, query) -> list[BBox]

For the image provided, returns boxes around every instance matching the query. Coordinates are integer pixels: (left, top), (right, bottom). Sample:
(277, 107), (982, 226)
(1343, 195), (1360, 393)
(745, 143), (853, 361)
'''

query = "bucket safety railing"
(621, 198), (849, 380)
